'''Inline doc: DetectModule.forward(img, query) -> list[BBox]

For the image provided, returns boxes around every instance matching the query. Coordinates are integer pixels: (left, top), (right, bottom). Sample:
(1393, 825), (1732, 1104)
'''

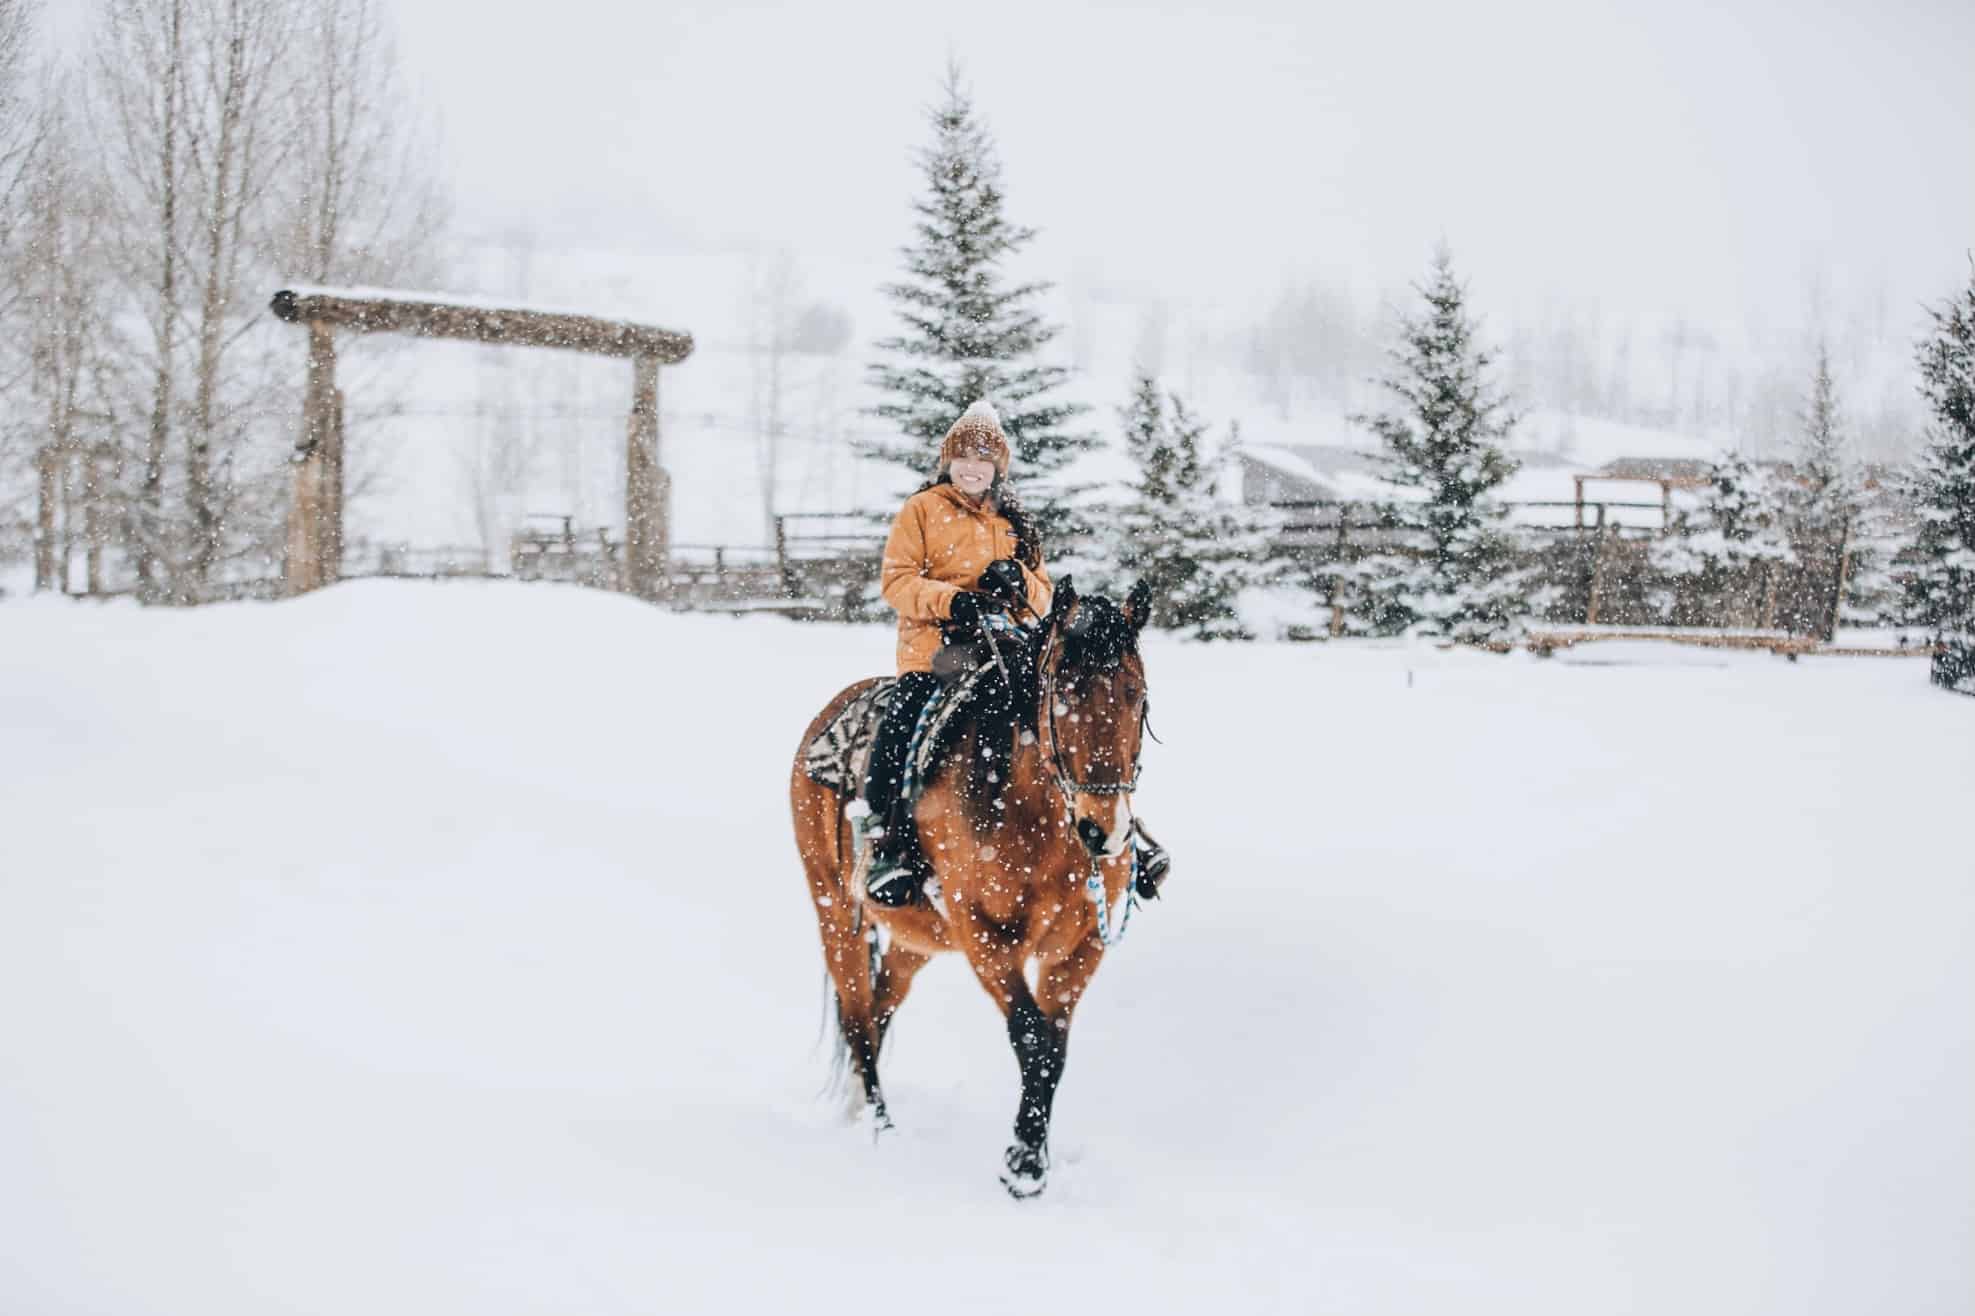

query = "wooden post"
(1328, 514), (1348, 637)
(34, 448), (59, 592)
(1573, 475), (1586, 530)
(774, 515), (794, 598)
(285, 321), (339, 595)
(326, 387), (346, 584)
(1585, 510), (1611, 626)
(624, 354), (669, 599)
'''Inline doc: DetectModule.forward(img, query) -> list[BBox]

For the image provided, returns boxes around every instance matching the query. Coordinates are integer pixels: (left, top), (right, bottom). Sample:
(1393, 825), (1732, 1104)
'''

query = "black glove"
(977, 558), (1027, 607)
(947, 591), (990, 628)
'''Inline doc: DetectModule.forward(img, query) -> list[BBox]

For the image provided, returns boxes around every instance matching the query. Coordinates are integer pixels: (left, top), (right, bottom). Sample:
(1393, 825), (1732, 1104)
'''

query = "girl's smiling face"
(949, 456), (996, 498)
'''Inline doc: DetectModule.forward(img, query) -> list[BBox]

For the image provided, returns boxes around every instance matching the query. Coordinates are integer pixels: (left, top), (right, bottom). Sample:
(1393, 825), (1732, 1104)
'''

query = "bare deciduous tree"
(0, 0), (40, 266)
(746, 249), (802, 545)
(79, 0), (449, 600)
(19, 73), (116, 590)
(91, 0), (191, 599)
(0, 0), (45, 559)
(272, 0), (445, 290)
(179, 0), (295, 590)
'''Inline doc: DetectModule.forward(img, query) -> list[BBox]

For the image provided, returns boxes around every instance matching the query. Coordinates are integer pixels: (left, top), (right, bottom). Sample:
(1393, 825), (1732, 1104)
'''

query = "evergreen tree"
(1107, 374), (1268, 640)
(862, 64), (1096, 541)
(1650, 453), (1795, 627)
(1901, 263), (1975, 694)
(1780, 343), (1865, 637)
(1835, 470), (1908, 629)
(1347, 248), (1529, 643)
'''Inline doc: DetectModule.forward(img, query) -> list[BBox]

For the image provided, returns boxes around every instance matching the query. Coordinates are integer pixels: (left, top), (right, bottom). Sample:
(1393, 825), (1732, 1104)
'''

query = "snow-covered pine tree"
(1779, 343), (1866, 637)
(1106, 374), (1269, 640)
(1347, 248), (1528, 644)
(862, 64), (1096, 543)
(1649, 453), (1795, 627)
(1835, 469), (1909, 629)
(1901, 263), (1975, 694)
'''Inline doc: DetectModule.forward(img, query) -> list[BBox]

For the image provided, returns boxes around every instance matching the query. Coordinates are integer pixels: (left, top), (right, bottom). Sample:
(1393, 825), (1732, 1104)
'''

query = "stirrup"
(1132, 821), (1170, 901)
(865, 852), (924, 908)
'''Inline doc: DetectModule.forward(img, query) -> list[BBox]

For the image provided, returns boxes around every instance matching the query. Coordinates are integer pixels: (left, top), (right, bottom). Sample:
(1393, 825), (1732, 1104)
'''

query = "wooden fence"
(19, 497), (1919, 655)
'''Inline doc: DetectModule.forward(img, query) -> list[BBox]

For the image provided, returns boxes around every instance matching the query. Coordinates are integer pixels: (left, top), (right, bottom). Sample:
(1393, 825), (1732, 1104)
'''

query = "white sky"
(381, 0), (1975, 336)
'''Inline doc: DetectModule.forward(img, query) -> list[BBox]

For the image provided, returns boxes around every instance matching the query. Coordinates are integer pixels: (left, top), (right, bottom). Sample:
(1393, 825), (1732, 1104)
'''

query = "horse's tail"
(792, 679), (884, 1111)
(819, 961), (852, 1102)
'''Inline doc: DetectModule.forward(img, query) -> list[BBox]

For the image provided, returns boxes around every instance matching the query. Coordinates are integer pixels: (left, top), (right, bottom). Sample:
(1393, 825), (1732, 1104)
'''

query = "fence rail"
(20, 495), (1900, 646)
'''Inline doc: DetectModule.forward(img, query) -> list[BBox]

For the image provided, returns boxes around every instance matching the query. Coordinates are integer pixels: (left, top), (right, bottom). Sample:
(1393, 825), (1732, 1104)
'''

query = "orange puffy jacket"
(879, 483), (1054, 674)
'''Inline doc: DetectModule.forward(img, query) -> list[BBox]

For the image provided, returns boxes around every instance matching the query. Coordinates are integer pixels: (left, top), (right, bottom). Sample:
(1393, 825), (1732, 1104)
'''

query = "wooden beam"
(270, 288), (693, 363)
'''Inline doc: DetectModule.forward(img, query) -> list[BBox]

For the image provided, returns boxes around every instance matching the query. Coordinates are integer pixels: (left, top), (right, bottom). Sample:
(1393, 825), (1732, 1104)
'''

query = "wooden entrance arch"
(269, 287), (694, 599)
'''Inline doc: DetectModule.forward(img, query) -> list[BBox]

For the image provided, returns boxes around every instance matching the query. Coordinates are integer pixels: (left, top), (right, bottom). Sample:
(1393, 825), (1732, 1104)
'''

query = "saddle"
(801, 647), (1013, 804)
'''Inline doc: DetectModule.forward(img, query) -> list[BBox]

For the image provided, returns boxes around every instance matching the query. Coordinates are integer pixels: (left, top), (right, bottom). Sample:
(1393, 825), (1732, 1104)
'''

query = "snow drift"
(1, 581), (1970, 1314)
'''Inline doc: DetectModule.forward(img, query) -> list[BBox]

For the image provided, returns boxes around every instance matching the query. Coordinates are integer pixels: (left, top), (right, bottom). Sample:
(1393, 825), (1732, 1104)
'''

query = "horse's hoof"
(1000, 1142), (1048, 1199)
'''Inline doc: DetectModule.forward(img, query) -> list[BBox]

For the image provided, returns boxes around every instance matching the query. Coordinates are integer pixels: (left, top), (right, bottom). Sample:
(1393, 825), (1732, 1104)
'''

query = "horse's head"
(1036, 576), (1153, 861)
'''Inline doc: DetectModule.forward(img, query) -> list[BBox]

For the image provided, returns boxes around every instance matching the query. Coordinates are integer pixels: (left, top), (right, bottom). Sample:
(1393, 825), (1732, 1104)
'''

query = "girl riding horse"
(862, 400), (1170, 905)
(792, 570), (1161, 1197)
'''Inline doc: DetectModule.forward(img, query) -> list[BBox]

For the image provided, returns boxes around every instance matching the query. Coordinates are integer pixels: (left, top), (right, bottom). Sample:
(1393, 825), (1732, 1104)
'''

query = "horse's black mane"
(1058, 595), (1139, 673)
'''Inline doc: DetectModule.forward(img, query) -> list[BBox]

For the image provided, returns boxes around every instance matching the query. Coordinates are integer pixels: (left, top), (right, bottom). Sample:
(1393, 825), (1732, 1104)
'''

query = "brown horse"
(789, 577), (1153, 1198)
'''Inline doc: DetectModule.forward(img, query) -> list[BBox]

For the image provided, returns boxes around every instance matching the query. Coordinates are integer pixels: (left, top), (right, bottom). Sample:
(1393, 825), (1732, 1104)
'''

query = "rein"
(1031, 617), (1147, 949)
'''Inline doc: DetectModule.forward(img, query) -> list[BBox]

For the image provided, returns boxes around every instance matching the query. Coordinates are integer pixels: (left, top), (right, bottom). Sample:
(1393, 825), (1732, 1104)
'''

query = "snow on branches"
(1903, 262), (1975, 694)
(1346, 248), (1529, 645)
(1103, 375), (1270, 641)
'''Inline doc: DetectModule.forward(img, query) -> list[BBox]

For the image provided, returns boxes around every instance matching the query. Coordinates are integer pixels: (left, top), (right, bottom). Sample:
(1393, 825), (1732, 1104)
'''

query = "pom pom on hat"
(939, 399), (1011, 475)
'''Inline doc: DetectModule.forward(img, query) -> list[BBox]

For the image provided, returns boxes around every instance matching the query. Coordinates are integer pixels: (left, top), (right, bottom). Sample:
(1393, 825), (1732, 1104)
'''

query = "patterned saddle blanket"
(801, 679), (900, 797)
(801, 661), (1000, 800)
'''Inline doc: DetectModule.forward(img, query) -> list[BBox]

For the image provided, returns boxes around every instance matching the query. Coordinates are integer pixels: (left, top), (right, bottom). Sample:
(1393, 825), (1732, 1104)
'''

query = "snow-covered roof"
(1236, 444), (1332, 489)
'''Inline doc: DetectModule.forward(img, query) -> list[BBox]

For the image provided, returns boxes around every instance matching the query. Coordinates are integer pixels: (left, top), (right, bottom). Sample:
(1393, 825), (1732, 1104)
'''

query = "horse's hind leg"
(793, 772), (891, 1124)
(834, 972), (891, 1128)
(873, 944), (930, 1053)
(839, 941), (931, 1128)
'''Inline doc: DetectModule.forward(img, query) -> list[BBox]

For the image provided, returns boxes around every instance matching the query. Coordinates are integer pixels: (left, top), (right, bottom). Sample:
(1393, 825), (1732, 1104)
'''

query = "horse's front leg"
(962, 930), (1105, 1199)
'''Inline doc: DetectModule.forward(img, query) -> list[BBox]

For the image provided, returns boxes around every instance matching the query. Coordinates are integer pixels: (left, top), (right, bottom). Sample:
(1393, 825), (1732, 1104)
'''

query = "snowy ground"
(2, 581), (1971, 1315)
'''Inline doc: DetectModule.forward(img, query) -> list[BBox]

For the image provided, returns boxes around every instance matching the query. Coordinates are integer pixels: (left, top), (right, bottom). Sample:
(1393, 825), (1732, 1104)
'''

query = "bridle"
(983, 593), (1149, 949)
(1033, 616), (1145, 805)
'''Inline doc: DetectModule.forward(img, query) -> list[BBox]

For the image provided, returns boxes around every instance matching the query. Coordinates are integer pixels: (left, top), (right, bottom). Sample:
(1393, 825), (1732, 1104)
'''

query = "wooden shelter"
(1571, 458), (1713, 528)
(269, 287), (694, 599)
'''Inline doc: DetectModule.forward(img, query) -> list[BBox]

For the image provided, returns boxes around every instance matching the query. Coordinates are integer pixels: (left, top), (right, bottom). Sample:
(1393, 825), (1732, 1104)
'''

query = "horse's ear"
(1123, 579), (1153, 632)
(1049, 575), (1078, 623)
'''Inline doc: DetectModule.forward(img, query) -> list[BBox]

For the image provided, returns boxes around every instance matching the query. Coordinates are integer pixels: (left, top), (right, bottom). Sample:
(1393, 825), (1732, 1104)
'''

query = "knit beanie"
(939, 400), (1011, 476)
